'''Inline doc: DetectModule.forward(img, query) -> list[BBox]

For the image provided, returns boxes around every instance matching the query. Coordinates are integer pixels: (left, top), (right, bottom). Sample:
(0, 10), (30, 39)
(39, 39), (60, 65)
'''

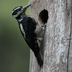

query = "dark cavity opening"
(39, 9), (48, 24)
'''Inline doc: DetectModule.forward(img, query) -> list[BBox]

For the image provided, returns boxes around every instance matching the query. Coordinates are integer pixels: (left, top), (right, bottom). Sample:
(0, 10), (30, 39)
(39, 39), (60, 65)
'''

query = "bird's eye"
(12, 6), (22, 15)
(19, 8), (21, 11)
(13, 11), (17, 15)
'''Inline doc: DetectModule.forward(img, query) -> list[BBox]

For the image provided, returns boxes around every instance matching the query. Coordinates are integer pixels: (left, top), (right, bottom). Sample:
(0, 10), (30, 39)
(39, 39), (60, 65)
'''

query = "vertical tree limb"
(29, 0), (71, 72)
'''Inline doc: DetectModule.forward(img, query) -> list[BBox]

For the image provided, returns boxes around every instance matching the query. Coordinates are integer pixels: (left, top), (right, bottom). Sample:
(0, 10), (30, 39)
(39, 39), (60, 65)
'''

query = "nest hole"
(39, 9), (48, 24)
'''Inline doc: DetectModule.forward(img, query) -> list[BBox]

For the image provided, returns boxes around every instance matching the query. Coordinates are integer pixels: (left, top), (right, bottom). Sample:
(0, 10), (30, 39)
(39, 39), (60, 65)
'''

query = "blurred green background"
(0, 0), (30, 72)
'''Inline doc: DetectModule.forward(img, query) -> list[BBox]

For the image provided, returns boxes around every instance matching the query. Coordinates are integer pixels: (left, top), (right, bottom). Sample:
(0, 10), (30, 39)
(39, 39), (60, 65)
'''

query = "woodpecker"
(12, 4), (45, 68)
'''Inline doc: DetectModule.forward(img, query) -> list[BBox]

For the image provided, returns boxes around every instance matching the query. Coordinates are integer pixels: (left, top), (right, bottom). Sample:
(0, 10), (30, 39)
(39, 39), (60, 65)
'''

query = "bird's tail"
(34, 52), (43, 68)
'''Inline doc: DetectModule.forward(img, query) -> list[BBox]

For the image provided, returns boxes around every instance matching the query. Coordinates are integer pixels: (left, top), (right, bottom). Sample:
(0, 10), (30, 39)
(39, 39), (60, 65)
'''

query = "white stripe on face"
(13, 14), (18, 18)
(13, 11), (21, 18)
(12, 7), (21, 14)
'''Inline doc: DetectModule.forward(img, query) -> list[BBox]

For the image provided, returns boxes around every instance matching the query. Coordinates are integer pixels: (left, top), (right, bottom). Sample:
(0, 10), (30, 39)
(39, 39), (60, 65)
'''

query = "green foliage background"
(0, 0), (30, 72)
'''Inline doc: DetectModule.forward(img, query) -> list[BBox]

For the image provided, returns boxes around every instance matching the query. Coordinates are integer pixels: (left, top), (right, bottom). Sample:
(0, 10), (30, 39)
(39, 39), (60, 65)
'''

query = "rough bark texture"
(29, 0), (71, 72)
(69, 1), (72, 72)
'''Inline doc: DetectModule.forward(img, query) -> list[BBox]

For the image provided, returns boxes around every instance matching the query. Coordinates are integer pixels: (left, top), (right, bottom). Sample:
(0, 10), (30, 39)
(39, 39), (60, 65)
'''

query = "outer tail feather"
(35, 52), (43, 68)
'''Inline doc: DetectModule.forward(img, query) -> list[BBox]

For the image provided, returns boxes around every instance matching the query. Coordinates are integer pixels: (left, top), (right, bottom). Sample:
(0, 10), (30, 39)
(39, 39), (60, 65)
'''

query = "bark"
(69, 1), (72, 72)
(29, 0), (71, 72)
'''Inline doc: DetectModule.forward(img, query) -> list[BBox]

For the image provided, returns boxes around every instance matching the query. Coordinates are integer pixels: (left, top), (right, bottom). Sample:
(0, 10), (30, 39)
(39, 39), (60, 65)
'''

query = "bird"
(12, 4), (45, 68)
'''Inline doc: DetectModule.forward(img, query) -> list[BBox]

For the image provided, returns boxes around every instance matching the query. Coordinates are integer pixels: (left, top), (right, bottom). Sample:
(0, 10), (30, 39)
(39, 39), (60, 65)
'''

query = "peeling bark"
(29, 0), (71, 72)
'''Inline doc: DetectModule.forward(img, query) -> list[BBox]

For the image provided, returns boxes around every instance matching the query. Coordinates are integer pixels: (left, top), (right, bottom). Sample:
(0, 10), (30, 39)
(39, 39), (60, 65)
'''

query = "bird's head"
(12, 4), (31, 20)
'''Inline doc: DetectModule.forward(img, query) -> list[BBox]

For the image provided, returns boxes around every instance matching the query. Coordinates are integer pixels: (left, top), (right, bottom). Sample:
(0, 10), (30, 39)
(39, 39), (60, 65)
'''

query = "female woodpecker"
(12, 4), (45, 68)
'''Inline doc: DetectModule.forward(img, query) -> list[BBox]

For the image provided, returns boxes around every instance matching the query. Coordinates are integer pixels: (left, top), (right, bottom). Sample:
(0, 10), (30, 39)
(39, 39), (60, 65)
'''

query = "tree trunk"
(29, 0), (72, 72)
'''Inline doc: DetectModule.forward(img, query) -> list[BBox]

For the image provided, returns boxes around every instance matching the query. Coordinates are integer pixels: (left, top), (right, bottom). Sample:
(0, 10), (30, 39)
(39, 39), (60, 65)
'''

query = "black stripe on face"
(12, 6), (22, 15)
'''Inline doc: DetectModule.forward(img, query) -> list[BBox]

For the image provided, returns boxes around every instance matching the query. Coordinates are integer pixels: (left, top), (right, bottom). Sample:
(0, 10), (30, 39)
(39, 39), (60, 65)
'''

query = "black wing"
(18, 16), (43, 68)
(19, 17), (39, 51)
